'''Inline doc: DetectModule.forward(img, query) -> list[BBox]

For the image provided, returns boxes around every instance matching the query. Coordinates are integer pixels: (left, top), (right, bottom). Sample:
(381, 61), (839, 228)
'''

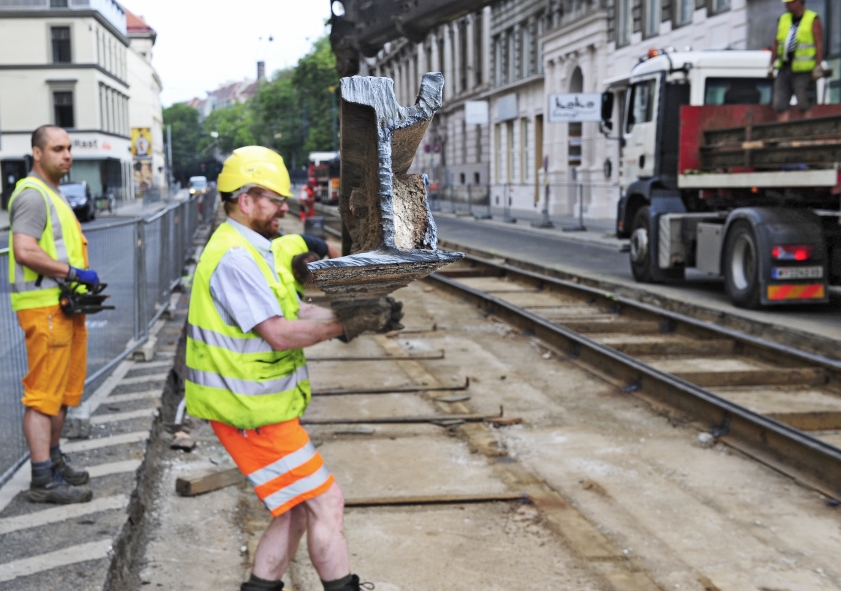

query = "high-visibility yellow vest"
(185, 222), (310, 430)
(776, 10), (818, 72)
(271, 234), (309, 296)
(8, 176), (87, 312)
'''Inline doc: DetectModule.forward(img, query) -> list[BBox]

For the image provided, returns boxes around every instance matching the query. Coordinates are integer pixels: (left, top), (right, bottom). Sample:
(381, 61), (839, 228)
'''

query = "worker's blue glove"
(67, 266), (99, 287)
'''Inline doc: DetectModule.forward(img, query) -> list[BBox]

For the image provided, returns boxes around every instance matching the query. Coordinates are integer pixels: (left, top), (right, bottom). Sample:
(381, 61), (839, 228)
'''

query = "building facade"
(0, 0), (133, 206)
(369, 0), (840, 221)
(126, 9), (165, 193)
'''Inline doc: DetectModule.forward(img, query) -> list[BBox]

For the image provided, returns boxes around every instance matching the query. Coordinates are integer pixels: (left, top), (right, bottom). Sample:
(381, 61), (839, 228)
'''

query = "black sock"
(49, 445), (61, 459)
(246, 573), (284, 589)
(322, 574), (353, 591)
(31, 459), (52, 484)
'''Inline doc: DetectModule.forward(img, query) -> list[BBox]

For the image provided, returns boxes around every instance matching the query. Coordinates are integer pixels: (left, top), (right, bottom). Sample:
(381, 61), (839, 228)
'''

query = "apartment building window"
(50, 0), (69, 6)
(53, 91), (74, 128)
(507, 30), (515, 84)
(474, 12), (483, 86)
(536, 13), (545, 74)
(616, 0), (632, 46)
(644, 0), (661, 38)
(506, 121), (514, 183)
(51, 27), (71, 63)
(494, 37), (503, 86)
(673, 0), (693, 26)
(708, 0), (730, 15)
(522, 24), (531, 78)
(520, 118), (530, 182)
(459, 20), (468, 92)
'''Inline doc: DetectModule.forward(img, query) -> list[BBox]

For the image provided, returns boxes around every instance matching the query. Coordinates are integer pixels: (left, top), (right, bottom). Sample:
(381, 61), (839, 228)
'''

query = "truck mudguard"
(722, 207), (827, 305)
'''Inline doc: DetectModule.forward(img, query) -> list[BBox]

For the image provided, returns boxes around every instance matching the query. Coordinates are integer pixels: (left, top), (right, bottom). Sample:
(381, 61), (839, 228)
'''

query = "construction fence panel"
(0, 192), (217, 486)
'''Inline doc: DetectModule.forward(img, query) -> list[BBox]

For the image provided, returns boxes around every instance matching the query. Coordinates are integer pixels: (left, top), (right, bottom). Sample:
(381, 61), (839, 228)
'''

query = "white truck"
(602, 49), (840, 308)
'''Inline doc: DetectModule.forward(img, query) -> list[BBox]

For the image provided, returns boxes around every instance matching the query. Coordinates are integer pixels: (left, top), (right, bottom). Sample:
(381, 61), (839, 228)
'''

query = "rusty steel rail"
(428, 256), (841, 501)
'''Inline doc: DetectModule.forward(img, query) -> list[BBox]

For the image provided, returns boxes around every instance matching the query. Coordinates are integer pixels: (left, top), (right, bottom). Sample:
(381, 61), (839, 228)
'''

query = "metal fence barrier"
(0, 191), (217, 486)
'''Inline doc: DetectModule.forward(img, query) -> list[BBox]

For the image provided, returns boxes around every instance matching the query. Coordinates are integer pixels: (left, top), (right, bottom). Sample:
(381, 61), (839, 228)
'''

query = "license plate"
(771, 266), (823, 280)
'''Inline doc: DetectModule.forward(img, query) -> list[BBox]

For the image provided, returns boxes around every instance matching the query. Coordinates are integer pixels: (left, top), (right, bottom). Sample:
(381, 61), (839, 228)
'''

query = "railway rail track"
(295, 202), (841, 501)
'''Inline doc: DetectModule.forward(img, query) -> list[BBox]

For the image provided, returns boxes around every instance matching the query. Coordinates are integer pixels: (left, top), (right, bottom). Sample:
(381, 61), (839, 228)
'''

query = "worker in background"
(185, 146), (400, 591)
(272, 233), (340, 298)
(9, 125), (100, 504)
(770, 0), (823, 112)
(299, 181), (316, 221)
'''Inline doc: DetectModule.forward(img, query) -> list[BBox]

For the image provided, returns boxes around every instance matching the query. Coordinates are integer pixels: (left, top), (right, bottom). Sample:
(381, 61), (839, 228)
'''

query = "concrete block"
(62, 401), (91, 439)
(308, 73), (462, 301)
(131, 335), (157, 362)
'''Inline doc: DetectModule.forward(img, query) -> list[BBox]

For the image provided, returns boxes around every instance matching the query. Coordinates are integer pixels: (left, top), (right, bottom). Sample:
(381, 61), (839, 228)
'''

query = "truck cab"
(602, 49), (841, 308)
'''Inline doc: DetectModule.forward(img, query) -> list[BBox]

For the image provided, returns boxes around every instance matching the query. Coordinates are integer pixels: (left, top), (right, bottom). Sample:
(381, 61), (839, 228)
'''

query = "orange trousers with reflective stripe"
(211, 418), (334, 517)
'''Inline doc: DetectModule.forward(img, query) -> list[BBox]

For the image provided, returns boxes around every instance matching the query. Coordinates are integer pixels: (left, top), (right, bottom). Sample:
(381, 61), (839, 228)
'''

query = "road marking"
(0, 539), (112, 582)
(90, 408), (156, 425)
(63, 431), (149, 453)
(0, 462), (30, 515)
(118, 373), (170, 386)
(86, 359), (136, 413)
(86, 459), (142, 478)
(104, 390), (161, 404)
(0, 494), (128, 535)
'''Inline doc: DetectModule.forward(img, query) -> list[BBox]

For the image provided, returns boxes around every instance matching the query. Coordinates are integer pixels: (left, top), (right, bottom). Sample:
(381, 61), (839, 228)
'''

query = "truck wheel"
(724, 221), (761, 308)
(629, 206), (654, 282)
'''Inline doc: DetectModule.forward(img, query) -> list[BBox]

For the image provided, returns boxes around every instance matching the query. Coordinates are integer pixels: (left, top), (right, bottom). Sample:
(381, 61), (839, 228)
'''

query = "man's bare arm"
(12, 233), (70, 278)
(255, 316), (344, 351)
(326, 243), (341, 259)
(297, 302), (337, 321)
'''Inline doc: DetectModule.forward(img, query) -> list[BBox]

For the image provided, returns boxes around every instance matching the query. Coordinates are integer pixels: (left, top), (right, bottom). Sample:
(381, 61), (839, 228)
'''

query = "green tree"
(162, 103), (202, 185)
(200, 102), (257, 156)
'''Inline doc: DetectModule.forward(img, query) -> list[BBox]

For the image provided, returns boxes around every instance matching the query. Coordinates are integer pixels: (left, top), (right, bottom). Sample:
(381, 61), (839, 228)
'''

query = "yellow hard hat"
(217, 146), (293, 197)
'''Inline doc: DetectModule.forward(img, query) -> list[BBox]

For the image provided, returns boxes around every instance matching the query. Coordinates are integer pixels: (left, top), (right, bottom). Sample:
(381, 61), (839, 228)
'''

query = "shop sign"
(548, 93), (601, 123)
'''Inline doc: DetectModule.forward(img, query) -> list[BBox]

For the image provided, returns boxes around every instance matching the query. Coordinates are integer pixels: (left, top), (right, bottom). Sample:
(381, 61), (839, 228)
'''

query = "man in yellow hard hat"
(770, 0), (824, 112)
(185, 146), (397, 591)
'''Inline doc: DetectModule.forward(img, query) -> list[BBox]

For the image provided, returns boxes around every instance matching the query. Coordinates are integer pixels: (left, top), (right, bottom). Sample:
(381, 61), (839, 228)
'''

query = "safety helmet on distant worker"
(217, 146), (293, 198)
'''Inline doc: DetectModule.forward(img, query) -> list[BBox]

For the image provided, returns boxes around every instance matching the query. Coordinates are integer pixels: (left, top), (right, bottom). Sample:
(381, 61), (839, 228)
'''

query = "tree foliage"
(165, 34), (339, 182)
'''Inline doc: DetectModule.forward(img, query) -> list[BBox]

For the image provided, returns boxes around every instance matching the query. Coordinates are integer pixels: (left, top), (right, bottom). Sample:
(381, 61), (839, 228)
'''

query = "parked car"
(60, 181), (95, 222)
(189, 176), (208, 196)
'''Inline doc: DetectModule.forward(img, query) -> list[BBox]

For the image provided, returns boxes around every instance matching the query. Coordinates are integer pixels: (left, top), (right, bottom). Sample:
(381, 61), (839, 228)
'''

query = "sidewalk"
(432, 207), (626, 250)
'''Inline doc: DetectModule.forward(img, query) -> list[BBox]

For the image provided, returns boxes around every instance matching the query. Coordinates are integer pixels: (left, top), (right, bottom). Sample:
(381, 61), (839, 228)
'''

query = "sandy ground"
(127, 218), (841, 591)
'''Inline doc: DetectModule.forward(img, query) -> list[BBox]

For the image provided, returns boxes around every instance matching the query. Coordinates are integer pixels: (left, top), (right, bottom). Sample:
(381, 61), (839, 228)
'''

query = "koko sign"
(548, 93), (602, 123)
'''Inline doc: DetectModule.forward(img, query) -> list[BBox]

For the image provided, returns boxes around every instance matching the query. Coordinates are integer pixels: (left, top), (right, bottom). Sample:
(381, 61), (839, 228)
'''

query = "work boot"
(51, 451), (89, 486)
(337, 575), (374, 591)
(28, 473), (93, 504)
(241, 577), (283, 591)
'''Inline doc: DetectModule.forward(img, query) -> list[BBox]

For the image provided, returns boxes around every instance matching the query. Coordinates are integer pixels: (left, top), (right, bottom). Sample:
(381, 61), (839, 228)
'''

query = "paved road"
(434, 215), (841, 343)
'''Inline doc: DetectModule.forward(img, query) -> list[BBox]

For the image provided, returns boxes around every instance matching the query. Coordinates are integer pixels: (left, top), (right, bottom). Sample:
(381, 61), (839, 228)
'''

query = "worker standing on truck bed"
(185, 146), (400, 591)
(9, 125), (100, 504)
(770, 0), (824, 112)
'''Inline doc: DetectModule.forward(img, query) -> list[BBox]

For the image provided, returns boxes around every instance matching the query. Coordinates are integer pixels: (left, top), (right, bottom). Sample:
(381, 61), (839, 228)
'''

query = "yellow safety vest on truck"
(776, 10), (818, 72)
(8, 176), (87, 312)
(185, 222), (310, 430)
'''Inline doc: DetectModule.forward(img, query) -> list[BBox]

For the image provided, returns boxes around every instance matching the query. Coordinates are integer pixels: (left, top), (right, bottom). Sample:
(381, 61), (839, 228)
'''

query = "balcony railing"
(0, 0), (126, 36)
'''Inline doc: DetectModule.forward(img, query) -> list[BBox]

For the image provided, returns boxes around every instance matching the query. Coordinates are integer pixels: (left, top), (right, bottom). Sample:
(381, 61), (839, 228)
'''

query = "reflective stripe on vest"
(8, 177), (86, 311)
(185, 222), (310, 430)
(271, 234), (308, 297)
(776, 10), (818, 72)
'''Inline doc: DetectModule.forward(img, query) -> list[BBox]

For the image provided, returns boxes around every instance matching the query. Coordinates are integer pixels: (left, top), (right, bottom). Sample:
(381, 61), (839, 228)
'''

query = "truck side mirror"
(600, 92), (614, 135)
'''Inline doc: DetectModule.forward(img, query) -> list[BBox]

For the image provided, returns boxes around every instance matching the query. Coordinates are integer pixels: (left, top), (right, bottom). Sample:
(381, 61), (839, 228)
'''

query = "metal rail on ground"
(428, 255), (841, 501)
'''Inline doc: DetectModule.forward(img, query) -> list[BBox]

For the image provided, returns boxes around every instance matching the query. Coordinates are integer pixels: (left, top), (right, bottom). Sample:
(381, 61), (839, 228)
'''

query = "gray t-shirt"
(9, 173), (68, 240)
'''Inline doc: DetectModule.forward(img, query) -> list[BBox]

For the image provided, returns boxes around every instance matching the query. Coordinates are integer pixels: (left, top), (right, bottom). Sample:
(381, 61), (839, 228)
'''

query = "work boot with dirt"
(51, 451), (89, 485)
(28, 472), (93, 504)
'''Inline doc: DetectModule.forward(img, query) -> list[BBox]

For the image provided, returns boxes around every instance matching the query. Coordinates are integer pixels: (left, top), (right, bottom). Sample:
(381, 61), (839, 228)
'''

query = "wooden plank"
(313, 377), (469, 396)
(309, 350), (445, 362)
(345, 492), (527, 508)
(766, 411), (841, 431)
(674, 367), (825, 388)
(302, 408), (503, 425)
(175, 466), (243, 497)
(557, 319), (663, 334)
(604, 339), (736, 356)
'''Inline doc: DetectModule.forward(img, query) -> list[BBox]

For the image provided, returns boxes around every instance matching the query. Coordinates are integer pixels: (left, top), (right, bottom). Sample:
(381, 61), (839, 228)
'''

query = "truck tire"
(724, 221), (761, 309)
(629, 206), (654, 282)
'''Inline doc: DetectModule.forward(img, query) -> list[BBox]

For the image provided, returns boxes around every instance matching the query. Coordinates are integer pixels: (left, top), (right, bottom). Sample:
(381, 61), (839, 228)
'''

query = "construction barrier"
(0, 191), (217, 486)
